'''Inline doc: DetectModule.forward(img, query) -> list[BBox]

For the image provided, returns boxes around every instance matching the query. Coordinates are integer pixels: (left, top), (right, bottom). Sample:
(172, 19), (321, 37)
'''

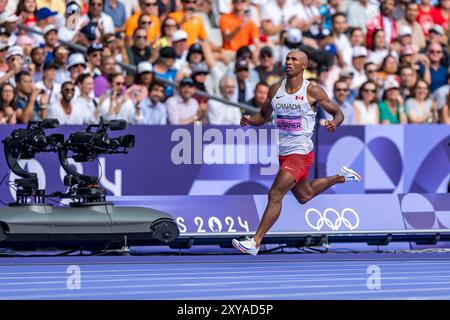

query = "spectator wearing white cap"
(349, 46), (368, 90)
(379, 76), (407, 124)
(397, 2), (426, 50)
(0, 13), (19, 46)
(134, 61), (154, 90)
(67, 52), (87, 83)
(208, 75), (242, 125)
(397, 25), (413, 48)
(172, 29), (189, 71)
(0, 45), (24, 86)
(43, 24), (58, 60)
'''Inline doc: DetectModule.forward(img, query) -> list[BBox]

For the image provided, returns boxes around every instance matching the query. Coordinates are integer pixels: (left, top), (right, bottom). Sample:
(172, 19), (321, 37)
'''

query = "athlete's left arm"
(308, 85), (344, 133)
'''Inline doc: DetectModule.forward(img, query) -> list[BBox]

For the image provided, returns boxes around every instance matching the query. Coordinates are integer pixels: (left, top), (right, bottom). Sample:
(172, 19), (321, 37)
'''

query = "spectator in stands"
(0, 83), (17, 124)
(35, 0), (65, 15)
(166, 77), (205, 124)
(342, 27), (365, 67)
(0, 46), (24, 86)
(1, 14), (19, 46)
(349, 46), (368, 90)
(406, 79), (438, 123)
(168, 0), (208, 46)
(153, 46), (179, 97)
(331, 13), (351, 67)
(135, 61), (154, 88)
(34, 7), (58, 45)
(97, 73), (138, 122)
(219, 0), (260, 53)
(419, 42), (448, 92)
(432, 70), (450, 120)
(190, 62), (209, 107)
(125, 0), (160, 47)
(426, 25), (450, 69)
(433, 0), (449, 31)
(347, 0), (379, 34)
(208, 75), (241, 125)
(30, 45), (45, 82)
(172, 30), (189, 70)
(352, 80), (380, 125)
(368, 29), (389, 66)
(366, 0), (397, 49)
(417, 0), (436, 36)
(47, 81), (86, 125)
(443, 95), (450, 124)
(261, 0), (295, 38)
(42, 24), (58, 60)
(15, 70), (48, 123)
(320, 79), (354, 125)
(35, 61), (60, 106)
(86, 43), (104, 78)
(73, 73), (97, 123)
(398, 45), (417, 70)
(379, 76), (407, 124)
(79, 0), (115, 40)
(246, 81), (269, 111)
(126, 28), (152, 66)
(399, 66), (418, 100)
(103, 0), (127, 34)
(378, 55), (399, 82)
(16, 0), (38, 27)
(66, 53), (87, 85)
(103, 33), (128, 68)
(397, 2), (426, 50)
(254, 46), (282, 86)
(233, 58), (255, 104)
(53, 45), (70, 84)
(93, 54), (116, 97)
(153, 16), (178, 48)
(137, 79), (167, 124)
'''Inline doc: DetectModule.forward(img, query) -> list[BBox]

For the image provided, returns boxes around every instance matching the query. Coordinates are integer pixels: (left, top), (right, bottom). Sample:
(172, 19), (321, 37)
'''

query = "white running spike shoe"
(338, 166), (362, 182)
(232, 236), (259, 256)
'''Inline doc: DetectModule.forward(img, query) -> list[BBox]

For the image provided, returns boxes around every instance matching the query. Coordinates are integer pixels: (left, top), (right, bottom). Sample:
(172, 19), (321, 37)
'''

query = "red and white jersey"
(271, 79), (316, 156)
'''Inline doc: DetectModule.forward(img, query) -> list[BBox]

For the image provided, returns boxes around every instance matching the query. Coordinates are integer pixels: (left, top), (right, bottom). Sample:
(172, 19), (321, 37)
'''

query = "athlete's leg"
(291, 175), (344, 205)
(253, 170), (297, 247)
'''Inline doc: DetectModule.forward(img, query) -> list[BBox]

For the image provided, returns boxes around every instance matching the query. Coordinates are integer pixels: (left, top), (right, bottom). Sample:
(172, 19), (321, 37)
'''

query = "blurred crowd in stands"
(0, 0), (448, 126)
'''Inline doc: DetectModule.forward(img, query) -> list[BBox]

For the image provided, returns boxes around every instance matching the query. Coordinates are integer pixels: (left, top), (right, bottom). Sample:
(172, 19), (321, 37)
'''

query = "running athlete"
(232, 50), (361, 255)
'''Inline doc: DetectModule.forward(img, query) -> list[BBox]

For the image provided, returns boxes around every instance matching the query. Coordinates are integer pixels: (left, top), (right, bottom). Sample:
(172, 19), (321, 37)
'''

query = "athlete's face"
(285, 51), (307, 78)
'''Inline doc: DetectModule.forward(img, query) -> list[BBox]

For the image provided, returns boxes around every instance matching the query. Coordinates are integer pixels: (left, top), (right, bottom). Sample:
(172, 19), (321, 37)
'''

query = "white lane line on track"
(2, 282), (450, 300)
(2, 267), (450, 281)
(2, 260), (450, 275)
(2, 277), (450, 294)
(3, 272), (450, 287)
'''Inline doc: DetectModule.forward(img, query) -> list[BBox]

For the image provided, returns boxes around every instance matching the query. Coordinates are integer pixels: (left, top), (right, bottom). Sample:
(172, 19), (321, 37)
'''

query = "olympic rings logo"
(305, 208), (360, 231)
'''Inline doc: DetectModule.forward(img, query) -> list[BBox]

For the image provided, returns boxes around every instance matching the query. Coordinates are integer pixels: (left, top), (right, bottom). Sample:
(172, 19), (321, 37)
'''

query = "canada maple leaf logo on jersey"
(295, 96), (304, 100)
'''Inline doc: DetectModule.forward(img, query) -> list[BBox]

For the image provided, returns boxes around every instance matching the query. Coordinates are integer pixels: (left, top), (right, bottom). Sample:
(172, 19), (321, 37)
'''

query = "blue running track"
(1, 252), (450, 300)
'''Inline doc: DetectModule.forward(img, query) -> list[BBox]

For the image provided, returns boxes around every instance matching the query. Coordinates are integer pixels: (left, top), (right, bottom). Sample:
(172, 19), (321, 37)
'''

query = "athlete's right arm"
(240, 82), (279, 127)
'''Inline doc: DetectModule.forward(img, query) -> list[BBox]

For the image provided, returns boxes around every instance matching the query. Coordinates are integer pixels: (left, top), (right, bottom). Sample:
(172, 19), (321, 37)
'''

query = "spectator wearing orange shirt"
(219, 0), (260, 52)
(125, 0), (161, 46)
(168, 0), (208, 46)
